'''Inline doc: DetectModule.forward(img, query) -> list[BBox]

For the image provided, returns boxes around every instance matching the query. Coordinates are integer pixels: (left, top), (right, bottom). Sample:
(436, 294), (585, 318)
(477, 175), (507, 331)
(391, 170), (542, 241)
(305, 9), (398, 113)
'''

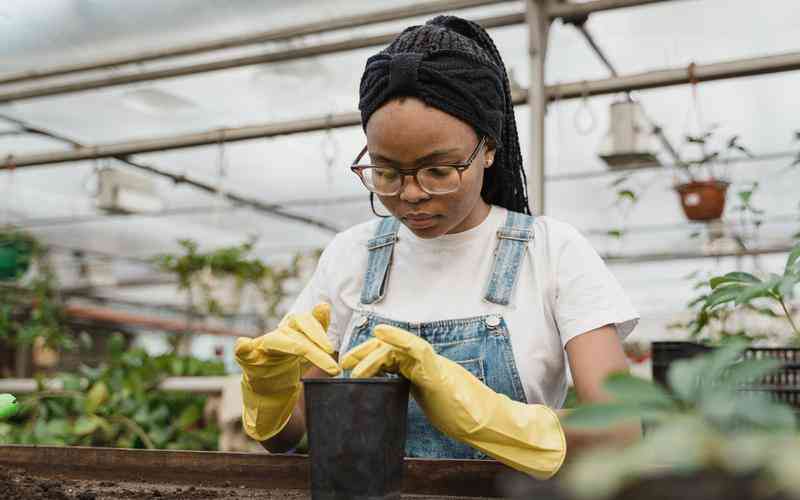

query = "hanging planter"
(0, 233), (36, 281)
(675, 179), (729, 221)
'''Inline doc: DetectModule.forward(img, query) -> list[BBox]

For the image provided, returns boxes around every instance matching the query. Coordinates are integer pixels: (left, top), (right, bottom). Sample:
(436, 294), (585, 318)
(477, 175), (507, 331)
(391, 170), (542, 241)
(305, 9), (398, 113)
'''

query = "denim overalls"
(341, 210), (535, 459)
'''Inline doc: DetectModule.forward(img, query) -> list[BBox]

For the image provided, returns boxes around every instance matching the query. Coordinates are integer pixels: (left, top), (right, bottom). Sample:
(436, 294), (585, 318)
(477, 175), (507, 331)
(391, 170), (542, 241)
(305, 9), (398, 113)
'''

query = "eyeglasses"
(350, 137), (486, 196)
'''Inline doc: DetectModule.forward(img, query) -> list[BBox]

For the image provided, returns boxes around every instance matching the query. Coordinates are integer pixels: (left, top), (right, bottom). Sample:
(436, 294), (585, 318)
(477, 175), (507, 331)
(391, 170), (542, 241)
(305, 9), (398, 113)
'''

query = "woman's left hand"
(341, 324), (566, 479)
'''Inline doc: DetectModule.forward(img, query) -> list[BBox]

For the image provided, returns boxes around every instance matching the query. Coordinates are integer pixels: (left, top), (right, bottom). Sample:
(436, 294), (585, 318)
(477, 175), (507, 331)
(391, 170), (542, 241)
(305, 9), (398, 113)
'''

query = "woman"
(235, 15), (639, 479)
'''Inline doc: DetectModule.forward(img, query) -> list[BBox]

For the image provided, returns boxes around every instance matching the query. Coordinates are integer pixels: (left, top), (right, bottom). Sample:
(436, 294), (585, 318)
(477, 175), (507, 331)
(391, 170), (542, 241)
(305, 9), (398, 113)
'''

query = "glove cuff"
(240, 376), (300, 442)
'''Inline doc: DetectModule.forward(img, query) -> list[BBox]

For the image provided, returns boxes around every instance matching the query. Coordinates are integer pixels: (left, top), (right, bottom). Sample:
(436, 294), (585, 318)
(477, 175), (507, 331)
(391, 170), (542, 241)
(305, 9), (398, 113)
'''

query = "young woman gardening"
(235, 15), (639, 479)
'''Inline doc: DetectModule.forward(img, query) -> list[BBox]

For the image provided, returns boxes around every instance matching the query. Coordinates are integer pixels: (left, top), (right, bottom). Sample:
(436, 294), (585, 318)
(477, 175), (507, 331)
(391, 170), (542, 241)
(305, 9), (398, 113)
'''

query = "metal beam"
(547, 51), (800, 100)
(547, 149), (797, 181)
(0, 376), (230, 395)
(0, 113), (340, 233)
(0, 12), (523, 105)
(548, 0), (678, 18)
(603, 244), (795, 264)
(63, 304), (257, 337)
(0, 0), (687, 104)
(0, 0), (513, 86)
(7, 47), (800, 169)
(527, 1), (550, 214)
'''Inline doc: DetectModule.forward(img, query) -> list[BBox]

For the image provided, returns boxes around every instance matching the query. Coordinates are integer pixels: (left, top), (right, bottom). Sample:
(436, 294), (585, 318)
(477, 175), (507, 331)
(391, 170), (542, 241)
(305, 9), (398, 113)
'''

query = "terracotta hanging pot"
(675, 179), (729, 221)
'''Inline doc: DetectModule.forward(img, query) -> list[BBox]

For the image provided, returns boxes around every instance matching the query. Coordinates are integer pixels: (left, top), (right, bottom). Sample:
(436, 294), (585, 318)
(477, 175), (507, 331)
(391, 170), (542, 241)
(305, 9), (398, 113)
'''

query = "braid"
(430, 16), (531, 215)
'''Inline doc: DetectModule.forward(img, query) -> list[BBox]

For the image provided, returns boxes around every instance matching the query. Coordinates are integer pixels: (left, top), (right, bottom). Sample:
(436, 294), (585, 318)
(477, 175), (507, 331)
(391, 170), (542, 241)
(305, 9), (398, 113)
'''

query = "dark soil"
(0, 467), (305, 500)
(0, 467), (487, 499)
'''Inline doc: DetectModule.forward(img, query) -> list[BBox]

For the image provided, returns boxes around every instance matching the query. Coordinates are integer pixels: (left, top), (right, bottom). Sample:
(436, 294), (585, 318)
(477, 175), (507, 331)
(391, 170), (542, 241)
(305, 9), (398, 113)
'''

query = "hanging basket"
(675, 179), (729, 221)
(0, 239), (34, 281)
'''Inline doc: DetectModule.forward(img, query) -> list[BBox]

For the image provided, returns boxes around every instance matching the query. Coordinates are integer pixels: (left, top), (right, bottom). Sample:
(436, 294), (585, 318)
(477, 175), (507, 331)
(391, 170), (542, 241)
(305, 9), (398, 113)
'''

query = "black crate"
(651, 342), (800, 411)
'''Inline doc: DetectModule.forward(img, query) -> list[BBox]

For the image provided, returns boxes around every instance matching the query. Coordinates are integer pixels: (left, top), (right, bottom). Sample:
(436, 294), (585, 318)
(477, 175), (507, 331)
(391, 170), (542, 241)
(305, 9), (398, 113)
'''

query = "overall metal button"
(355, 315), (368, 328)
(485, 315), (501, 328)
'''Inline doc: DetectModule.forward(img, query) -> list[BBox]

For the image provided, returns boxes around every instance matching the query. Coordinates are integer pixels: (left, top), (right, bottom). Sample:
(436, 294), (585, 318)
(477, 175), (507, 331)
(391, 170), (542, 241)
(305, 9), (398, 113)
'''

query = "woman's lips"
(404, 214), (437, 229)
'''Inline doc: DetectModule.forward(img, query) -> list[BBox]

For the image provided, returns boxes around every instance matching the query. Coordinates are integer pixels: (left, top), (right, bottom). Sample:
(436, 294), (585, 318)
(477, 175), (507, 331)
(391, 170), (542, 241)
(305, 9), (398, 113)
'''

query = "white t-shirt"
(290, 204), (639, 408)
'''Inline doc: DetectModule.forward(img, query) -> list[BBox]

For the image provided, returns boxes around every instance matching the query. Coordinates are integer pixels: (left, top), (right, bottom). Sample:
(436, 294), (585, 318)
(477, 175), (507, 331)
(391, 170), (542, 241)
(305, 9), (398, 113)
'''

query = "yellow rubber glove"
(341, 324), (566, 479)
(235, 303), (340, 442)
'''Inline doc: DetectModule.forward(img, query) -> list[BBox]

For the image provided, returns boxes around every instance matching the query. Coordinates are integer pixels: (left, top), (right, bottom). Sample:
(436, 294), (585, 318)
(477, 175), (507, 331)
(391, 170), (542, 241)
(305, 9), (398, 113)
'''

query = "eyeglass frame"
(350, 136), (487, 196)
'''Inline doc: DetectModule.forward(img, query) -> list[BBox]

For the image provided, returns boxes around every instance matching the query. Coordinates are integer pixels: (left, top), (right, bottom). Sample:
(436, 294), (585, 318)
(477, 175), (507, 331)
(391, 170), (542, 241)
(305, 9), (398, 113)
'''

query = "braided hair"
(358, 15), (531, 215)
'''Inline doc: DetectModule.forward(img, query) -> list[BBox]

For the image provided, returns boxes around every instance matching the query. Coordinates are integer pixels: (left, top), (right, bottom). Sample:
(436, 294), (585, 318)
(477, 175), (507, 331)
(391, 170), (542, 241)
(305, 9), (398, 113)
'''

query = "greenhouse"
(1, 0), (799, 498)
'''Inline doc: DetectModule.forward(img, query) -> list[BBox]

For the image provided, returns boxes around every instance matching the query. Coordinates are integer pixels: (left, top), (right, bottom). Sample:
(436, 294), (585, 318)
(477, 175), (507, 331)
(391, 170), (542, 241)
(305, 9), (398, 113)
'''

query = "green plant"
(0, 231), (72, 351)
(154, 239), (317, 326)
(703, 242), (800, 339)
(0, 230), (38, 281)
(680, 127), (752, 183)
(563, 340), (799, 499)
(0, 333), (225, 450)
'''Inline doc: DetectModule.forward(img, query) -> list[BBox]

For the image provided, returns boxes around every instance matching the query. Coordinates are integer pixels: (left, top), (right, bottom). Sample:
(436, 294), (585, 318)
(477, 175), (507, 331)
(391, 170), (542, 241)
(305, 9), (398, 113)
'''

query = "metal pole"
(0, 113), (340, 233)
(527, 1), (550, 215)
(7, 50), (799, 169)
(603, 244), (795, 264)
(0, 0), (688, 104)
(0, 13), (522, 105)
(0, 0), (513, 86)
(548, 51), (800, 99)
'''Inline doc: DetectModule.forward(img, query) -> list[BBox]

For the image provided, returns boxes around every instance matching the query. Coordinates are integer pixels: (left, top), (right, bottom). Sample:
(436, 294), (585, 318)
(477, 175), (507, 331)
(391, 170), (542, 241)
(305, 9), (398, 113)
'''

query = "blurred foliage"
(0, 229), (73, 350)
(563, 340), (800, 499)
(154, 238), (320, 325)
(668, 242), (800, 345)
(0, 333), (225, 450)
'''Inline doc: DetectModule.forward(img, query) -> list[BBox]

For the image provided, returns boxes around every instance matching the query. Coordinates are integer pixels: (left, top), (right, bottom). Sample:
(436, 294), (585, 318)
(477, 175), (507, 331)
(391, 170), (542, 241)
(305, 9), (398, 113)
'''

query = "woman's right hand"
(235, 303), (339, 442)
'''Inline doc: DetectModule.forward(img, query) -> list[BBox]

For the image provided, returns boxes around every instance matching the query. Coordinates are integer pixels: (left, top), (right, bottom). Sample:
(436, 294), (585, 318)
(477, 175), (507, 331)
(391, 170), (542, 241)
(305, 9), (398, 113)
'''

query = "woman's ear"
(484, 140), (497, 168)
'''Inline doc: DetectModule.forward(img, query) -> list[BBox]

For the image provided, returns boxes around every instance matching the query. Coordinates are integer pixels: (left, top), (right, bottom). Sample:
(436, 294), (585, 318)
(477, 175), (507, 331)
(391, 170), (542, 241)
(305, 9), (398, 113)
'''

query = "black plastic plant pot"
(303, 377), (410, 500)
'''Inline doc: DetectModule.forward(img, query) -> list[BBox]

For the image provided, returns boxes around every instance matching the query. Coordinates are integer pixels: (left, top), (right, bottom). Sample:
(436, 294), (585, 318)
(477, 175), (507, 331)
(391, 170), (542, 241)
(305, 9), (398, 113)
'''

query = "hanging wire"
(321, 114), (339, 189)
(214, 129), (229, 228)
(2, 155), (15, 226)
(573, 81), (597, 135)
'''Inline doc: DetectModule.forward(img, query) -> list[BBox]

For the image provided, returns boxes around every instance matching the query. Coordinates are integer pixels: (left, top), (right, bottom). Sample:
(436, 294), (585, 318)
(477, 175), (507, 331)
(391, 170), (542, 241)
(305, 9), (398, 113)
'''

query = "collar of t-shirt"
(396, 204), (507, 250)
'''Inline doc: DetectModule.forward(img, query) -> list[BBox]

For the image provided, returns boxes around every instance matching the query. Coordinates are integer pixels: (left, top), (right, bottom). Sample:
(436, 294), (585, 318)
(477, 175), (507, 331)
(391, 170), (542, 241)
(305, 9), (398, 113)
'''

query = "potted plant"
(675, 128), (752, 222)
(653, 242), (800, 410)
(560, 340), (800, 500)
(0, 230), (37, 282)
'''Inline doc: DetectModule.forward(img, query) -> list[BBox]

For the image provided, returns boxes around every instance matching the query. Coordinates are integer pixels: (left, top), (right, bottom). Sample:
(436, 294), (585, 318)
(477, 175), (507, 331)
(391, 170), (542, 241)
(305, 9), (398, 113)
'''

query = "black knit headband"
(358, 17), (507, 147)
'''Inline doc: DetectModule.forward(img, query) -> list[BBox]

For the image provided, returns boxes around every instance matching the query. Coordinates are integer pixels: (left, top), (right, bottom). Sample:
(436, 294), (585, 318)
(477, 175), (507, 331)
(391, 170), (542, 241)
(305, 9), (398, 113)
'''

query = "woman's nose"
(398, 174), (430, 203)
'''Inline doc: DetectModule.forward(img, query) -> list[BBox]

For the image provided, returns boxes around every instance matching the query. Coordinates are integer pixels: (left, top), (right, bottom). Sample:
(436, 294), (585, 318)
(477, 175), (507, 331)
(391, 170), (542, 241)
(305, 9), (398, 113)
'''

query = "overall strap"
(360, 217), (402, 305)
(483, 211), (535, 306)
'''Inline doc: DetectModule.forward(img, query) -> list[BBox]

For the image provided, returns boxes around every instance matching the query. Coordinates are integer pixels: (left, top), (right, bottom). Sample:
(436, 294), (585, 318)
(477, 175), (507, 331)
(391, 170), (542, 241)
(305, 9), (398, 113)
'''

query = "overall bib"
(341, 210), (535, 459)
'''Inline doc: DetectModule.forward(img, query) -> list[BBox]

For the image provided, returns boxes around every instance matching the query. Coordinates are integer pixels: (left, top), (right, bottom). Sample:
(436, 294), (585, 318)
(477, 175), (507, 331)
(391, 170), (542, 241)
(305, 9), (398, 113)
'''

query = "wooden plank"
(0, 445), (560, 497)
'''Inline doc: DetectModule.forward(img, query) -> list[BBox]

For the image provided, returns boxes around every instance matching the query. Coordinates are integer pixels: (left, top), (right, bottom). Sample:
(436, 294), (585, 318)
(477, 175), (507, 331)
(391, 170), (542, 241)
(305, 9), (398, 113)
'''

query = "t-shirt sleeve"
(287, 236), (351, 353)
(552, 223), (639, 348)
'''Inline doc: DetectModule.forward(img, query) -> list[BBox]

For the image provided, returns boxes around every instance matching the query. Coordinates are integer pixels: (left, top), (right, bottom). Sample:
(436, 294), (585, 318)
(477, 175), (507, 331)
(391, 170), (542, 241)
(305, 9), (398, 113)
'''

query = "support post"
(527, 0), (550, 215)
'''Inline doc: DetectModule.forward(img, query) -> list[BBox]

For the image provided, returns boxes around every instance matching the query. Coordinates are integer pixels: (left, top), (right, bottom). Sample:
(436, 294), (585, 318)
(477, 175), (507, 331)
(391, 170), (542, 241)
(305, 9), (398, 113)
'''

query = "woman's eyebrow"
(371, 148), (461, 165)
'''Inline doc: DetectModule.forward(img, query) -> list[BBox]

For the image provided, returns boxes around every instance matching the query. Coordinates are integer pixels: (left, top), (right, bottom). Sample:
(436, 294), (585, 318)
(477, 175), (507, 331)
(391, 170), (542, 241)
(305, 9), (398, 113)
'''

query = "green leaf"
(602, 373), (677, 409)
(73, 416), (100, 436)
(724, 358), (781, 386)
(177, 405), (201, 431)
(85, 382), (109, 414)
(705, 284), (747, 310)
(705, 339), (748, 381)
(563, 403), (644, 429)
(734, 282), (779, 306)
(667, 357), (708, 402)
(777, 274), (799, 300)
(710, 272), (760, 289)
(786, 245), (800, 275)
(607, 229), (624, 239)
(617, 190), (637, 203)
